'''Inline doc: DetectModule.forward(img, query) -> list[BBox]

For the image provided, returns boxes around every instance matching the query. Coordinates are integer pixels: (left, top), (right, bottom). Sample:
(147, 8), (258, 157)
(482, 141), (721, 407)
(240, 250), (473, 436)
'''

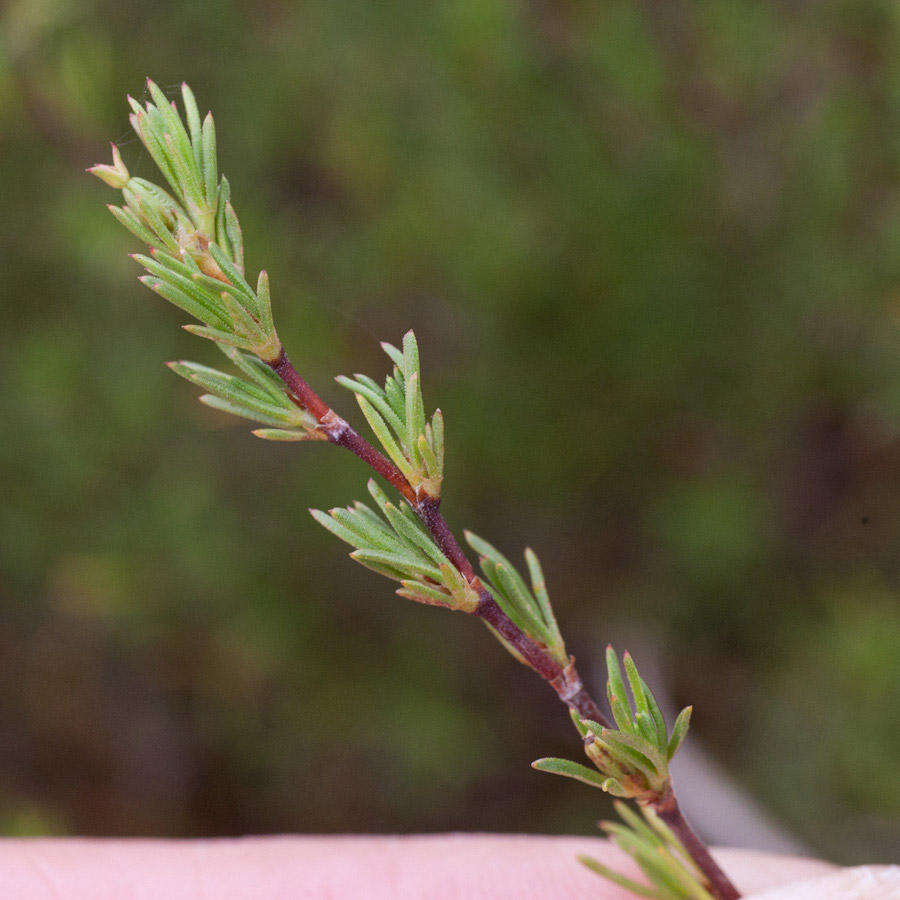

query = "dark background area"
(0, 0), (897, 866)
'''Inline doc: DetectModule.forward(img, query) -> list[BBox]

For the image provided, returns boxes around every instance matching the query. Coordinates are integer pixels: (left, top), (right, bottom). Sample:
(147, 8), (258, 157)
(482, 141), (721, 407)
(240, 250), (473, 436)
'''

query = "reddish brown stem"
(270, 349), (416, 503)
(654, 789), (741, 900)
(415, 494), (477, 579)
(270, 348), (331, 420)
(416, 495), (608, 724)
(269, 349), (606, 722)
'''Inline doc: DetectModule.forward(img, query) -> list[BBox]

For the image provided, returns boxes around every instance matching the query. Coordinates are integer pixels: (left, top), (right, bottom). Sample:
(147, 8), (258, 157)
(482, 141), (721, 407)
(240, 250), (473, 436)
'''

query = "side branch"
(268, 349), (608, 726)
(268, 348), (737, 896)
(476, 591), (608, 724)
(270, 350), (416, 504)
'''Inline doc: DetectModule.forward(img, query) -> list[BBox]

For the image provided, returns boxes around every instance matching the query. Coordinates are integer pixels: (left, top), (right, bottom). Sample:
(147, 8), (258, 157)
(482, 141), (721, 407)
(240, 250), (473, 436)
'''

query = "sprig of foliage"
(337, 331), (444, 498)
(579, 801), (713, 900)
(533, 647), (691, 801)
(533, 648), (710, 898)
(89, 78), (283, 433)
(311, 480), (478, 612)
(168, 344), (321, 439)
(91, 80), (740, 900)
(464, 531), (567, 667)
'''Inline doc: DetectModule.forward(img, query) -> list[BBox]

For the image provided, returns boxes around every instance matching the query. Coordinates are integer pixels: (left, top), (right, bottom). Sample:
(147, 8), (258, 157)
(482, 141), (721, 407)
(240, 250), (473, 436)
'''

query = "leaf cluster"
(532, 648), (691, 801)
(90, 81), (281, 363)
(168, 344), (319, 440)
(533, 651), (704, 898)
(464, 532), (567, 667)
(579, 801), (713, 899)
(90, 81), (291, 437)
(135, 249), (280, 361)
(337, 331), (444, 498)
(128, 80), (231, 251)
(311, 480), (478, 612)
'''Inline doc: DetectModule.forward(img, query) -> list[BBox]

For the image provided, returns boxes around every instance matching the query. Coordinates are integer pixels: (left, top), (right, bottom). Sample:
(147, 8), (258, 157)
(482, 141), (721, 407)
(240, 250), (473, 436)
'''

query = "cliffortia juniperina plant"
(89, 80), (742, 900)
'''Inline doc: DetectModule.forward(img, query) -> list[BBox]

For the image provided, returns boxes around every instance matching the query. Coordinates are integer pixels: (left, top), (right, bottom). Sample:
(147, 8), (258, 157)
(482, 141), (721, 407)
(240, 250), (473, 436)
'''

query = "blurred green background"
(0, 0), (898, 866)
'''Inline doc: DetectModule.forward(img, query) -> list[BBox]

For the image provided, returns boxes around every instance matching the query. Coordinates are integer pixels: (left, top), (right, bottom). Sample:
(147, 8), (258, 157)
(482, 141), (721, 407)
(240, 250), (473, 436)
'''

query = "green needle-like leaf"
(355, 395), (415, 481)
(577, 855), (658, 898)
(207, 243), (255, 307)
(347, 553), (410, 582)
(635, 710), (661, 745)
(531, 757), (609, 790)
(614, 800), (665, 847)
(640, 674), (669, 750)
(351, 550), (443, 583)
(180, 83), (203, 171)
(310, 509), (363, 547)
(465, 530), (568, 665)
(383, 373), (405, 418)
(182, 325), (257, 353)
(215, 176), (231, 253)
(332, 330), (442, 496)
(524, 548), (558, 635)
(417, 433), (439, 477)
(202, 113), (218, 206)
(624, 653), (652, 721)
(607, 681), (638, 735)
(256, 271), (274, 332)
(599, 729), (665, 777)
(107, 205), (162, 248)
(397, 581), (454, 608)
(401, 329), (419, 381)
(431, 408), (444, 472)
(606, 646), (631, 712)
(494, 562), (547, 641)
(224, 201), (244, 273)
(667, 706), (692, 761)
(330, 512), (399, 555)
(336, 376), (405, 435)
(252, 428), (318, 441)
(380, 340), (404, 368)
(198, 394), (289, 428)
(381, 502), (448, 566)
(140, 277), (226, 329)
(570, 709), (591, 737)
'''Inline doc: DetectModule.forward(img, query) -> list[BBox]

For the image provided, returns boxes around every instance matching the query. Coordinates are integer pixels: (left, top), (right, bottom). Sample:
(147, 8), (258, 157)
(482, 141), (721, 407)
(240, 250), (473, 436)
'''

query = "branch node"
(319, 409), (349, 440)
(552, 656), (583, 702)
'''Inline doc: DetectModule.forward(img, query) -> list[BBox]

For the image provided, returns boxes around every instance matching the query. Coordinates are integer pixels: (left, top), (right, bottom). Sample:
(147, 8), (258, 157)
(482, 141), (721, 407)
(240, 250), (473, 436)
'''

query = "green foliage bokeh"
(0, 0), (897, 863)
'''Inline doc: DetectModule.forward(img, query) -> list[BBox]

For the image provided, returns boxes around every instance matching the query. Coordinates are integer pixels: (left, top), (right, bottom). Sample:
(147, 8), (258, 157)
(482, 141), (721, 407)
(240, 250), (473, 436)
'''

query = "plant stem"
(270, 348), (606, 720)
(654, 789), (741, 900)
(268, 347), (740, 899)
(271, 348), (416, 502)
(416, 494), (607, 723)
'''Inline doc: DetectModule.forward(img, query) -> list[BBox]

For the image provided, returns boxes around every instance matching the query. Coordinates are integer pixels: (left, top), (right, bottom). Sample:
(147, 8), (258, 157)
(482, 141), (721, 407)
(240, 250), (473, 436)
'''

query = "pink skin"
(0, 835), (838, 899)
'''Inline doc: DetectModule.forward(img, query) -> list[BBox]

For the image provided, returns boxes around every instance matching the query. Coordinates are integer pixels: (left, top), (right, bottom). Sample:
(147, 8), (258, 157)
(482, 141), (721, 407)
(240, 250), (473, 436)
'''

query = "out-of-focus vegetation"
(0, 0), (897, 865)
